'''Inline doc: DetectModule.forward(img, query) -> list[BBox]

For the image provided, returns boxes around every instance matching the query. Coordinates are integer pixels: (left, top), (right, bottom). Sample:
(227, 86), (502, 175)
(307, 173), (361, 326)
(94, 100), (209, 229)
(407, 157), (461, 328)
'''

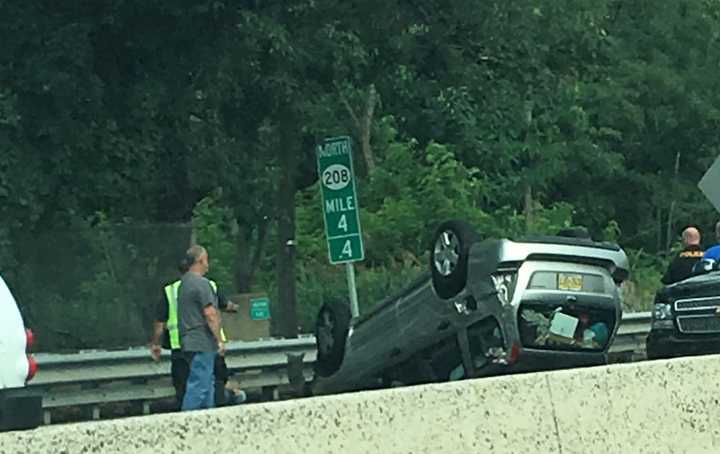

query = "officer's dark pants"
(170, 350), (230, 409)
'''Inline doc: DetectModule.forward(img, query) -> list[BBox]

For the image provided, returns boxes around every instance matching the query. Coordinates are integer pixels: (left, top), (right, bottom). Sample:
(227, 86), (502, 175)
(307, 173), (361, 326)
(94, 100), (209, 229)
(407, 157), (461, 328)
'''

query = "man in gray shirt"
(178, 244), (225, 411)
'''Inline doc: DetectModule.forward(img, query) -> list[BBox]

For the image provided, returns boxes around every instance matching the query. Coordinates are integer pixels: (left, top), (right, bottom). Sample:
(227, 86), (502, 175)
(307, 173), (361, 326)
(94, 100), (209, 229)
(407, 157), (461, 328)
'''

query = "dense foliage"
(2, 0), (719, 347)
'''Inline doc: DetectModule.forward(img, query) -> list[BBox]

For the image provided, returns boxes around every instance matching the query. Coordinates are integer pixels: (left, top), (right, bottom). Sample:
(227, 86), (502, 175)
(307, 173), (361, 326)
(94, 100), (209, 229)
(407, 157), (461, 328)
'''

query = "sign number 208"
(322, 164), (351, 190)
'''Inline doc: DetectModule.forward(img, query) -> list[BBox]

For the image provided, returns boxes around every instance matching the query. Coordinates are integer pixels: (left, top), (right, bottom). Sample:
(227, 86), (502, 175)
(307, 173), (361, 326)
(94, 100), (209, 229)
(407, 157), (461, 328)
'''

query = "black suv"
(646, 260), (720, 359)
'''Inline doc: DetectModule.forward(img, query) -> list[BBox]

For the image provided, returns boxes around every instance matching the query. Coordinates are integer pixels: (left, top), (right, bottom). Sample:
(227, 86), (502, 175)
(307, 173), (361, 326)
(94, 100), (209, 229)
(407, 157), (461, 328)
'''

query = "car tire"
(314, 301), (351, 377)
(0, 393), (42, 431)
(645, 334), (670, 360)
(430, 220), (480, 299)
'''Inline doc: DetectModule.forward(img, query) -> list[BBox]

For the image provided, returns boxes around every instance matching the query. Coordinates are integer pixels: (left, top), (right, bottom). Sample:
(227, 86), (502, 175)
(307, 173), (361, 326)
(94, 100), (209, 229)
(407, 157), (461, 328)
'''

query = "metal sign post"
(345, 263), (359, 318)
(316, 136), (364, 318)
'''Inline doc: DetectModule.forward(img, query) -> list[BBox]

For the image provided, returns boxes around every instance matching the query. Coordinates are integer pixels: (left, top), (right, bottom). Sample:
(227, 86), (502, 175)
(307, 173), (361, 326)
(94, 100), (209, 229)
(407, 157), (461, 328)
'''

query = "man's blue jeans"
(181, 352), (216, 411)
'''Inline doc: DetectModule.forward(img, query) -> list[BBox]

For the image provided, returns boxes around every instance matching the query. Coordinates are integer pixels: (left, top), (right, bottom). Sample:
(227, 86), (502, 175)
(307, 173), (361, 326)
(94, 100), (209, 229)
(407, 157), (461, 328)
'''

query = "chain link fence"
(7, 223), (192, 352)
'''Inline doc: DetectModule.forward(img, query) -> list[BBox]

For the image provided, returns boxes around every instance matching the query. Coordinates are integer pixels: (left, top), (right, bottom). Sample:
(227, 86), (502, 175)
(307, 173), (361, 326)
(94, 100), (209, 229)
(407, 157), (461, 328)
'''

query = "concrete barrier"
(2, 355), (720, 454)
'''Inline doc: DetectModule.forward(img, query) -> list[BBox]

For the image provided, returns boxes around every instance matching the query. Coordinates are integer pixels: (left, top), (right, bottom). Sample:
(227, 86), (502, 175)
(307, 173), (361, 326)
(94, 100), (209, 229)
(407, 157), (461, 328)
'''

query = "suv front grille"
(675, 297), (720, 311)
(676, 315), (720, 334)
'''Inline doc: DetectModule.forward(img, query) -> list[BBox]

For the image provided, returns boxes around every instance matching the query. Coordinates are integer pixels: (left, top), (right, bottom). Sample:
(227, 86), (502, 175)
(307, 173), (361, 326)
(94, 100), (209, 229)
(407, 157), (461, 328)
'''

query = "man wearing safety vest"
(150, 248), (245, 409)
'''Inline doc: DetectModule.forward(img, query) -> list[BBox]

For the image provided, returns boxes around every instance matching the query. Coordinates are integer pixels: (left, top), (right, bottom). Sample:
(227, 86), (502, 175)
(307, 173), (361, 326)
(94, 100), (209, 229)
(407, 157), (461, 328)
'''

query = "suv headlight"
(653, 303), (672, 320)
(492, 272), (517, 306)
(652, 303), (674, 329)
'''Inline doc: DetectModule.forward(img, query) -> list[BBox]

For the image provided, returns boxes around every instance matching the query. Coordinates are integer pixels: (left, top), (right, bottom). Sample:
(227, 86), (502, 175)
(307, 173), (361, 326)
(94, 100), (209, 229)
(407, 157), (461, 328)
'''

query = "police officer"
(661, 226), (704, 285)
(703, 221), (720, 261)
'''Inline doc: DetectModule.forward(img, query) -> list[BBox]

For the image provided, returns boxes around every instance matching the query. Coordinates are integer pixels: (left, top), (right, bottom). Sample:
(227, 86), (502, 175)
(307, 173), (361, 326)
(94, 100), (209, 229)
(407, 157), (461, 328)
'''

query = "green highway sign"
(316, 136), (364, 264)
(249, 297), (271, 321)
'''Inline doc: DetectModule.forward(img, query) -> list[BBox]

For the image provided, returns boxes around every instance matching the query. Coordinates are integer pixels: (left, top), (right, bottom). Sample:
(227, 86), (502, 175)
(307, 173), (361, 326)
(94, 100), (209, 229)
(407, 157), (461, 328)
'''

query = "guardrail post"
(43, 409), (52, 425)
(262, 386), (279, 401)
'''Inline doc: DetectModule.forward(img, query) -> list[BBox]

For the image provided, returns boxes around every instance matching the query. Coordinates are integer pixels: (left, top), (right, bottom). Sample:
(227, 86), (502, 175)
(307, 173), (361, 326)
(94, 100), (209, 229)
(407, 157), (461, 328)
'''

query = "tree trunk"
(656, 206), (663, 252)
(234, 226), (252, 293)
(524, 183), (534, 233)
(275, 116), (299, 339)
(665, 152), (681, 254)
(522, 99), (534, 234)
(361, 85), (377, 175)
(341, 84), (377, 176)
(249, 220), (269, 286)
(233, 221), (268, 293)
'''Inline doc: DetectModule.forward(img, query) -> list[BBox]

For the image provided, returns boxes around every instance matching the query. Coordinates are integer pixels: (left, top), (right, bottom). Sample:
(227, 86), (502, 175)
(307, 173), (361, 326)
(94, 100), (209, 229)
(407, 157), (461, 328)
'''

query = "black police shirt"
(661, 245), (704, 285)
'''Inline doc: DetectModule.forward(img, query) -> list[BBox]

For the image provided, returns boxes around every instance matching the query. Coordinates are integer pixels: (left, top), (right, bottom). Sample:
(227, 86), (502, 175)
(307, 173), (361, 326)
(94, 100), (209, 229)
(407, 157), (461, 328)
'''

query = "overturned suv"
(646, 260), (720, 360)
(310, 220), (629, 396)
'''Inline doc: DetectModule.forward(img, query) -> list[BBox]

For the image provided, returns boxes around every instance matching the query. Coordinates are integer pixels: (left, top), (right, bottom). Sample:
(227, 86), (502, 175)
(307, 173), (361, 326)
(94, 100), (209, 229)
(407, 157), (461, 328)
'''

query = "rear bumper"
(0, 391), (42, 431)
(512, 347), (606, 371)
(646, 330), (720, 360)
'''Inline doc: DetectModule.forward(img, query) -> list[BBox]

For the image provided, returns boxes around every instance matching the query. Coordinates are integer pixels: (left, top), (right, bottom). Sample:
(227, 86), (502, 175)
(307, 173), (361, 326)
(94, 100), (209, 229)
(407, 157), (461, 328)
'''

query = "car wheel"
(0, 393), (42, 431)
(645, 336), (669, 360)
(314, 301), (351, 377)
(430, 220), (480, 299)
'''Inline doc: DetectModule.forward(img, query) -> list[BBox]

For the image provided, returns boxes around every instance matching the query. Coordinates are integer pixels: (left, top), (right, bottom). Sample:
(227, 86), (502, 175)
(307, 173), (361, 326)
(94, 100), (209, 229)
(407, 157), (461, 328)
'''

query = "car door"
(0, 275), (29, 389)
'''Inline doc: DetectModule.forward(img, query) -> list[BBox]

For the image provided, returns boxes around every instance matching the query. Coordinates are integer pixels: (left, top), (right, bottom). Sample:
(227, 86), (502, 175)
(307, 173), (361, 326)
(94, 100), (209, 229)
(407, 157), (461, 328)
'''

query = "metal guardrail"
(23, 337), (316, 424)
(31, 337), (316, 387)
(22, 312), (651, 424)
(608, 311), (651, 360)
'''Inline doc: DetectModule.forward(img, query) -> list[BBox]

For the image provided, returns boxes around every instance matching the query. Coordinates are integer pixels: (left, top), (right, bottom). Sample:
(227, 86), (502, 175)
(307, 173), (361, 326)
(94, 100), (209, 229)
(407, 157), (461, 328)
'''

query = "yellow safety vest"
(165, 279), (227, 350)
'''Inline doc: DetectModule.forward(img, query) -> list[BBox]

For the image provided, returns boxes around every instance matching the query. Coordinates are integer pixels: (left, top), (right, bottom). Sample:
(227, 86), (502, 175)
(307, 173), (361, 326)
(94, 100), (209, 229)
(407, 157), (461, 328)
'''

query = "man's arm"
(149, 321), (166, 361)
(203, 304), (225, 355)
(222, 299), (238, 313)
(216, 287), (238, 313)
(150, 291), (170, 361)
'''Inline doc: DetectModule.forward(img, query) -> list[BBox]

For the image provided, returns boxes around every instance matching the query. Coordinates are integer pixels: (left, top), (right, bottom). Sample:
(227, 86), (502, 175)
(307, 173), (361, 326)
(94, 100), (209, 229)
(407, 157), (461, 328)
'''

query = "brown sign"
(221, 292), (271, 341)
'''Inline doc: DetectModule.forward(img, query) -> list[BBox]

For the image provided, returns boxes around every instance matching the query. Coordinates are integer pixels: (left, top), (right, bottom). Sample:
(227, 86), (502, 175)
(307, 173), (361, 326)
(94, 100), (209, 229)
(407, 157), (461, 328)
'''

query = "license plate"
(558, 273), (583, 291)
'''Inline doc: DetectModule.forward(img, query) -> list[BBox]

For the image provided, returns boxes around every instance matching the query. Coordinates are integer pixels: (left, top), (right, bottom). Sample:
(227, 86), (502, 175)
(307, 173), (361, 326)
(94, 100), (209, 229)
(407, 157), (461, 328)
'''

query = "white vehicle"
(0, 275), (41, 431)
